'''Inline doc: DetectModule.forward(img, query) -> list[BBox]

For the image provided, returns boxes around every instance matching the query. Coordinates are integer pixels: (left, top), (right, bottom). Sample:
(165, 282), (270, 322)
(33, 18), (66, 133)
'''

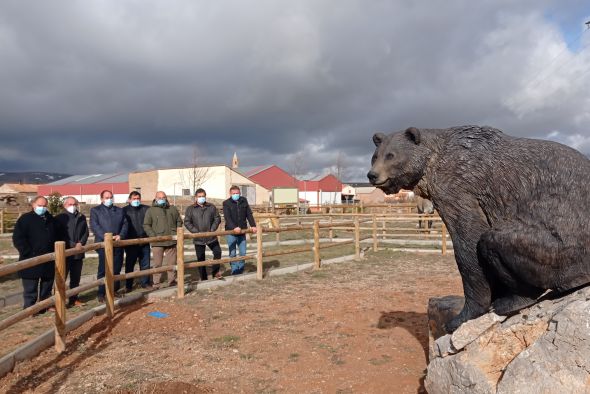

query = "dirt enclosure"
(0, 250), (462, 393)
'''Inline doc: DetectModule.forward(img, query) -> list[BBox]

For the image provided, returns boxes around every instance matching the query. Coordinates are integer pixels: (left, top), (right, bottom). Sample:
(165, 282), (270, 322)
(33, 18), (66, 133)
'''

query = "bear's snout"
(367, 170), (379, 184)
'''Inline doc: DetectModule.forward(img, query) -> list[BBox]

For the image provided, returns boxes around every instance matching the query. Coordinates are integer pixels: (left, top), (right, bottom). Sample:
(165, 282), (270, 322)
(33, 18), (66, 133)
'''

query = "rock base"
(425, 287), (590, 393)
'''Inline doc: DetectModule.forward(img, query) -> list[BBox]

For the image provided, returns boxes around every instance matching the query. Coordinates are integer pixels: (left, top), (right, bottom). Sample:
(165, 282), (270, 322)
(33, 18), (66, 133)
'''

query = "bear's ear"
(405, 127), (421, 145)
(373, 132), (386, 147)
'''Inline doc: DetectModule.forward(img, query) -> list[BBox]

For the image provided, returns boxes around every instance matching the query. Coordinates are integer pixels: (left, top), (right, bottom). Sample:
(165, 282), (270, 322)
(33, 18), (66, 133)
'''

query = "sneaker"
(97, 296), (105, 303)
(67, 300), (85, 308)
(141, 284), (154, 291)
(47, 306), (56, 312)
(168, 280), (177, 287)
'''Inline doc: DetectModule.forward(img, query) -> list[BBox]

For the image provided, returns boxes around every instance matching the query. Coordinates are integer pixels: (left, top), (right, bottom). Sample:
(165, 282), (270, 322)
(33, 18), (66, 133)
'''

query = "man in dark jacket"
(185, 188), (222, 280)
(12, 196), (63, 310)
(222, 185), (257, 275)
(122, 191), (151, 291)
(55, 196), (89, 307)
(143, 191), (182, 288)
(90, 190), (128, 302)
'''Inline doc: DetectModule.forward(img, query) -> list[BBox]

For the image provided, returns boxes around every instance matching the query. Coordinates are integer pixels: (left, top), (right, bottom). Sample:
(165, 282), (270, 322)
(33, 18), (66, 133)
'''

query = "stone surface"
(425, 287), (590, 394)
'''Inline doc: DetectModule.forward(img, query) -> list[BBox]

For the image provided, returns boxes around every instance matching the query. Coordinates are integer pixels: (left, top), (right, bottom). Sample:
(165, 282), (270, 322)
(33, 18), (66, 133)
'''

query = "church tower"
(231, 152), (239, 169)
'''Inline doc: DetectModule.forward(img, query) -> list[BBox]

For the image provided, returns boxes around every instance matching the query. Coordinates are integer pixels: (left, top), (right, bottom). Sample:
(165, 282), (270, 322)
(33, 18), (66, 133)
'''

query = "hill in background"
(0, 172), (71, 185)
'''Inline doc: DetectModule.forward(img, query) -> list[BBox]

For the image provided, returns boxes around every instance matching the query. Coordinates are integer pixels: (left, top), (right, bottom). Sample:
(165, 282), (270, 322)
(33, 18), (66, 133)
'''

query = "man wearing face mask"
(143, 191), (183, 288)
(185, 188), (222, 280)
(56, 196), (89, 307)
(122, 191), (151, 291)
(13, 196), (63, 310)
(90, 190), (128, 302)
(222, 185), (257, 275)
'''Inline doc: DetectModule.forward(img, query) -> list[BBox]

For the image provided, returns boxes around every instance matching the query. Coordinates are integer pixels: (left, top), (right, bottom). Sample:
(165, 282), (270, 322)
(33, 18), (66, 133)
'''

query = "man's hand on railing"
(251, 227), (257, 234)
(114, 235), (121, 241)
(233, 227), (241, 234)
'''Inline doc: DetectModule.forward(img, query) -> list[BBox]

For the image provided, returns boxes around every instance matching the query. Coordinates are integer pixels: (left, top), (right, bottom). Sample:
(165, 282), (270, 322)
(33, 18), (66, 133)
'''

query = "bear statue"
(367, 125), (590, 333)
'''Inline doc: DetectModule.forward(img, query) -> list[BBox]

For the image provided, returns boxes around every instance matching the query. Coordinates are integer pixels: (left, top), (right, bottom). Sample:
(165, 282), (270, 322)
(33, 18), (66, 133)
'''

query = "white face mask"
(66, 206), (77, 214)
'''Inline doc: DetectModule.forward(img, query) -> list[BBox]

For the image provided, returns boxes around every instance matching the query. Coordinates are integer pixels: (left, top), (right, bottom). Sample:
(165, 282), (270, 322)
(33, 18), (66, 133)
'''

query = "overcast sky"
(0, 1), (589, 181)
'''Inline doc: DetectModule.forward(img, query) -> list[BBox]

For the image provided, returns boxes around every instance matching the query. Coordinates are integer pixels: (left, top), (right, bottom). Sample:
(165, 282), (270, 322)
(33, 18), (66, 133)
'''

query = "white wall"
(154, 166), (269, 205)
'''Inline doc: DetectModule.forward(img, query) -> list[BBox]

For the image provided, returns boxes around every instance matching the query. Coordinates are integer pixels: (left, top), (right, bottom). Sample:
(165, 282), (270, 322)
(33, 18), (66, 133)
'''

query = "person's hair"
(229, 185), (240, 193)
(32, 196), (47, 205)
(100, 190), (113, 199)
(195, 188), (206, 196)
(62, 196), (78, 206)
(129, 191), (141, 199)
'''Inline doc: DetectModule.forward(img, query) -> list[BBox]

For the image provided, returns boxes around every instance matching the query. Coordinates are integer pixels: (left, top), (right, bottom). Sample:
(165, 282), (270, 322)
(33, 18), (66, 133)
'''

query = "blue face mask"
(197, 197), (206, 205)
(130, 200), (140, 207)
(103, 199), (113, 207)
(157, 199), (166, 206)
(34, 206), (47, 216)
(231, 193), (240, 201)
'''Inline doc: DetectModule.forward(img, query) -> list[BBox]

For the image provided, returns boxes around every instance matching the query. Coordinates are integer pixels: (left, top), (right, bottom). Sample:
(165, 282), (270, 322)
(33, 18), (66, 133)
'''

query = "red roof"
(298, 174), (342, 192)
(247, 165), (299, 190)
(38, 183), (129, 196)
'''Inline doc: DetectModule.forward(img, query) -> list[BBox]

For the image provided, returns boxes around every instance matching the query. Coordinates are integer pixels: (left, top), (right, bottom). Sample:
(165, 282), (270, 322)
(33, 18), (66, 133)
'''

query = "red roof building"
(238, 165), (298, 190)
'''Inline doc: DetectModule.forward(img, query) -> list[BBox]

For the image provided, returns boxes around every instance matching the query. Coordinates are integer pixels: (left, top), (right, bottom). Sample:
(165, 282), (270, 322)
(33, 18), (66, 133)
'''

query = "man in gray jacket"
(185, 188), (222, 280)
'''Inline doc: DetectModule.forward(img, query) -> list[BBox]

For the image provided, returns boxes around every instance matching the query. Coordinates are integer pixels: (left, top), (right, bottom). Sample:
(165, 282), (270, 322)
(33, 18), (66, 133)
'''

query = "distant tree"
(47, 192), (63, 215)
(179, 145), (210, 196)
(289, 152), (306, 186)
(332, 151), (346, 181)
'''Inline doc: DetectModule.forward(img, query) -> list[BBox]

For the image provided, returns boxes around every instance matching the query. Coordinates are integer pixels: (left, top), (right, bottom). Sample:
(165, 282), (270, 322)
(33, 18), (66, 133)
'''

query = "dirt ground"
(0, 249), (462, 394)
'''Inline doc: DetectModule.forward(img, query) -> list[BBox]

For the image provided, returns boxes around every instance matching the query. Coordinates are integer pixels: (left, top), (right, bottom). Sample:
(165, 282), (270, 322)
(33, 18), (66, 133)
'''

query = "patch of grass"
(212, 335), (240, 348)
(369, 354), (392, 366)
(310, 270), (329, 279)
(240, 353), (255, 361)
(288, 352), (299, 362)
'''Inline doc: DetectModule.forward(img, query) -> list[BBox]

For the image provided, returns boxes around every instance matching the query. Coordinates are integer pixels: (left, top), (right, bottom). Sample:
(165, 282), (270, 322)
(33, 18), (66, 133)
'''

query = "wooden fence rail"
(0, 211), (449, 356)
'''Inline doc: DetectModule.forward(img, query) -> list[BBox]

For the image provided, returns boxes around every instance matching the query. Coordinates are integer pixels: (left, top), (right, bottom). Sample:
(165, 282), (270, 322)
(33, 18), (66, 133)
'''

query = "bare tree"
(179, 145), (210, 196)
(289, 152), (306, 186)
(333, 151), (346, 181)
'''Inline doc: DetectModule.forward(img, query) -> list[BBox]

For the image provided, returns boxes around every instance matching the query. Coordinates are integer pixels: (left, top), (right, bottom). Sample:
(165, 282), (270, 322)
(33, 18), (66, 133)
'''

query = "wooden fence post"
(372, 213), (378, 252)
(328, 215), (333, 241)
(381, 219), (386, 239)
(441, 223), (447, 256)
(275, 217), (280, 246)
(104, 233), (115, 318)
(313, 220), (321, 269)
(177, 227), (185, 298)
(0, 208), (4, 234)
(54, 241), (66, 353)
(256, 226), (264, 280)
(354, 217), (360, 260)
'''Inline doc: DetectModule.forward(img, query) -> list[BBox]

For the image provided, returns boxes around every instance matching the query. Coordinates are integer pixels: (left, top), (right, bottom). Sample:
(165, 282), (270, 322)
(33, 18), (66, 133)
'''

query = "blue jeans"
(225, 234), (247, 275)
(124, 244), (151, 289)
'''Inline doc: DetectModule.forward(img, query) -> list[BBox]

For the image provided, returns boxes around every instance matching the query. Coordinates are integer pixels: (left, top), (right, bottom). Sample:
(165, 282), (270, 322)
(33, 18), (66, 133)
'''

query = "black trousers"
(66, 257), (84, 303)
(124, 244), (151, 289)
(22, 277), (53, 309)
(195, 240), (222, 280)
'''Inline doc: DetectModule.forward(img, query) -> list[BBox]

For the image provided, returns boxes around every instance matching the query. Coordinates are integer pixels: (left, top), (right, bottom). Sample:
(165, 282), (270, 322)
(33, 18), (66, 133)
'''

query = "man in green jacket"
(143, 191), (183, 288)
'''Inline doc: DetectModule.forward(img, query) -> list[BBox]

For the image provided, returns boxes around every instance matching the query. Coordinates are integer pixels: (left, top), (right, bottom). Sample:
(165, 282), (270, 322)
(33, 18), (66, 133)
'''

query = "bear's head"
(367, 127), (430, 194)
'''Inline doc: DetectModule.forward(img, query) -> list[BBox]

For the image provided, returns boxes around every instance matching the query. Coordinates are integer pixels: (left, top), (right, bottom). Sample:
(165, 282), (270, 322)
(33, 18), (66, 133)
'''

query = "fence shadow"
(5, 300), (148, 394)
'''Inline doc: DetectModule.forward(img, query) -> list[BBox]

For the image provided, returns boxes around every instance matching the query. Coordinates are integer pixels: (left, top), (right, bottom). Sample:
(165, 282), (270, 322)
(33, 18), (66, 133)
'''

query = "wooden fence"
(0, 211), (448, 356)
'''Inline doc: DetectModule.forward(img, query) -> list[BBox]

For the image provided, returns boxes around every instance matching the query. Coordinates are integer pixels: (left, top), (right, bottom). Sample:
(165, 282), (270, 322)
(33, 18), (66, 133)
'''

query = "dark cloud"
(0, 0), (588, 181)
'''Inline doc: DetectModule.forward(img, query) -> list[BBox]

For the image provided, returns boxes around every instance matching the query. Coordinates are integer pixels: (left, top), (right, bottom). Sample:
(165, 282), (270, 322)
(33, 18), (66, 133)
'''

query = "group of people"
(12, 185), (257, 310)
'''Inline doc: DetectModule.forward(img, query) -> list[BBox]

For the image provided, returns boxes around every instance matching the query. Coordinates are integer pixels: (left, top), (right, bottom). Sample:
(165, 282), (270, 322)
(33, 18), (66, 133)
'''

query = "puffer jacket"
(143, 201), (183, 247)
(184, 203), (221, 245)
(13, 211), (63, 279)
